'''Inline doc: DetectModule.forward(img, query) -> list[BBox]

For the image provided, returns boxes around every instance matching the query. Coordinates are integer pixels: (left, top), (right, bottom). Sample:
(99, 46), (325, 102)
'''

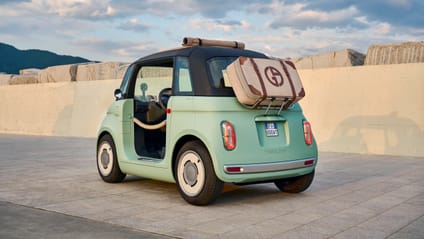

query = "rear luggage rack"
(252, 97), (294, 115)
(183, 37), (245, 49)
(266, 98), (289, 115)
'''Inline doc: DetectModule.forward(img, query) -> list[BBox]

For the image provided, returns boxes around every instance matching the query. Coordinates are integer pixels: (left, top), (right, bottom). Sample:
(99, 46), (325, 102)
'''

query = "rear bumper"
(224, 157), (316, 174)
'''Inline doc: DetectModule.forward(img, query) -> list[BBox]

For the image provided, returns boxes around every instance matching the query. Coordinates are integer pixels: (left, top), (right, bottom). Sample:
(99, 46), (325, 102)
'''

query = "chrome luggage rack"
(248, 96), (293, 115)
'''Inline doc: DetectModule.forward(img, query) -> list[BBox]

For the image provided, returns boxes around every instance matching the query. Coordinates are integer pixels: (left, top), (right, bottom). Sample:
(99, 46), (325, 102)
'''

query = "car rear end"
(191, 96), (317, 184)
(172, 44), (317, 186)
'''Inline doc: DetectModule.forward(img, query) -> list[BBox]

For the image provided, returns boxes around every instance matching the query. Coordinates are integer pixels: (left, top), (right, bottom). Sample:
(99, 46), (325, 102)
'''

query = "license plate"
(265, 122), (279, 137)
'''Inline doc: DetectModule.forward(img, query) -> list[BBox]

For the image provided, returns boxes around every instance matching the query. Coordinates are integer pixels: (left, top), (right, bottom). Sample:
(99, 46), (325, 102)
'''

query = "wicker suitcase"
(226, 57), (305, 109)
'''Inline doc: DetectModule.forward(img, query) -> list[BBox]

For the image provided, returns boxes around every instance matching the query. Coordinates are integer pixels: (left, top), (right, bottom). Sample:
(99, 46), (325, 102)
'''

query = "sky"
(0, 0), (423, 62)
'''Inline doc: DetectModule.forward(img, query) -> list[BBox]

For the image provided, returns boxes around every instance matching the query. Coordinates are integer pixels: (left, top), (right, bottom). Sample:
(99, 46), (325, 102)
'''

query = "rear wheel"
(97, 134), (126, 183)
(175, 141), (223, 205)
(274, 170), (315, 193)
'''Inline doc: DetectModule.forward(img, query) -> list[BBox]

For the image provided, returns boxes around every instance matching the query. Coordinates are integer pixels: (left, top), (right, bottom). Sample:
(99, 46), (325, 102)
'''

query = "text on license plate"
(265, 122), (279, 137)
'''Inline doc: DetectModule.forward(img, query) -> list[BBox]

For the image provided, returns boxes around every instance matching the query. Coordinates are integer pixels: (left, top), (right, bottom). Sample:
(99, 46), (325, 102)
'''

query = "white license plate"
(265, 122), (279, 137)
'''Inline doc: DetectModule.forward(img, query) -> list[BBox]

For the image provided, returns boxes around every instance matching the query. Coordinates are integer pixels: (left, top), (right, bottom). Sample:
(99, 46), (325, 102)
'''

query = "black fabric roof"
(133, 45), (268, 96)
(135, 46), (266, 63)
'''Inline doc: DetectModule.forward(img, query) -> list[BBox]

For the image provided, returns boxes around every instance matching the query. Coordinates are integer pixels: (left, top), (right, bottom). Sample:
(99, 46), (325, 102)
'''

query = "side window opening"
(175, 57), (193, 94)
(207, 57), (237, 89)
(222, 70), (232, 88)
(134, 66), (173, 102)
(118, 64), (135, 99)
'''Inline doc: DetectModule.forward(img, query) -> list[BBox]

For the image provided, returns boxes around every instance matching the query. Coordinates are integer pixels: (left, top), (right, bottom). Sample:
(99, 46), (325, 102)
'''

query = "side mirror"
(114, 89), (123, 100)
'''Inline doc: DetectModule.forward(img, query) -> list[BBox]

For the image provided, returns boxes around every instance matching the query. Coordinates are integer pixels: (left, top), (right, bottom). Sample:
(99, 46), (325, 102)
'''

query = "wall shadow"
(320, 112), (424, 156)
(52, 104), (73, 136)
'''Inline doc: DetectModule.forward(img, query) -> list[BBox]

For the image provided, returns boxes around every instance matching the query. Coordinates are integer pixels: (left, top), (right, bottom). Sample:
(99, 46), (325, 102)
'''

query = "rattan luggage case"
(226, 57), (305, 109)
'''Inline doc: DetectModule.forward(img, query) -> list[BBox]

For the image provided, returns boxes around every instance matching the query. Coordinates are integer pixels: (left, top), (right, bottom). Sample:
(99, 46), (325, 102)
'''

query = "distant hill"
(0, 42), (92, 74)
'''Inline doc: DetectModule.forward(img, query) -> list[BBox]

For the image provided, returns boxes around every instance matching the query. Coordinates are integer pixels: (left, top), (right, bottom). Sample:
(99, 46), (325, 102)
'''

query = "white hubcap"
(177, 151), (205, 197)
(97, 141), (113, 176)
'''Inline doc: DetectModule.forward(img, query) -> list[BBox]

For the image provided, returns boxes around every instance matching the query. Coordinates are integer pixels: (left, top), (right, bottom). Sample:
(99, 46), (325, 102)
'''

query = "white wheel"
(175, 140), (223, 205)
(97, 141), (114, 177)
(96, 134), (126, 183)
(177, 150), (206, 197)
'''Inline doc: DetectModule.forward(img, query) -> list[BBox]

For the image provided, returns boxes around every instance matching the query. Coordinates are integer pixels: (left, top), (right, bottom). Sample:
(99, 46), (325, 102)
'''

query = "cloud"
(243, 28), (361, 58)
(190, 18), (250, 32)
(72, 38), (159, 61)
(0, 11), (96, 40)
(118, 18), (151, 32)
(374, 22), (392, 35)
(184, 0), (267, 18)
(0, 0), (422, 62)
(0, 0), (30, 4)
(281, 0), (423, 28)
(359, 1), (423, 28)
(109, 0), (266, 18)
(263, 2), (364, 29)
(35, 0), (116, 19)
(4, 0), (253, 20)
(0, 0), (117, 20)
(0, 17), (38, 34)
(4, 0), (422, 29)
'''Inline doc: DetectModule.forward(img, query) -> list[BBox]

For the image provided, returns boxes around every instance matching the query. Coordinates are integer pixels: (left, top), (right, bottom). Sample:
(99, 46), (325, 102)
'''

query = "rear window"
(207, 57), (237, 88)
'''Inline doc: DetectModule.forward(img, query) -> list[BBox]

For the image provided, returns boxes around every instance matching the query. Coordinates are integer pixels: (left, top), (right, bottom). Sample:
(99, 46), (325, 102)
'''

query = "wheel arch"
(97, 130), (119, 160)
(171, 135), (206, 180)
(97, 130), (116, 149)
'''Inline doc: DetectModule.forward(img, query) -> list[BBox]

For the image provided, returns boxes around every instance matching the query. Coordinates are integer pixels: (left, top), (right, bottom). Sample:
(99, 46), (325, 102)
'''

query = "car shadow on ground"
(216, 184), (287, 204)
(119, 176), (289, 205)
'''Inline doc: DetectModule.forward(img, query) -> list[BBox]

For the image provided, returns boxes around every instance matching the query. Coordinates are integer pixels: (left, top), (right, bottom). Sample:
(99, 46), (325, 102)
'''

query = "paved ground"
(0, 134), (423, 239)
(0, 201), (173, 239)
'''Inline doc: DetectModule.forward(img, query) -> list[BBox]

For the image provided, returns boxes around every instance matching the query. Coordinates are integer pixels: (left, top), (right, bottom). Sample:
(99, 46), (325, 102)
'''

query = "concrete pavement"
(0, 134), (423, 238)
(0, 201), (174, 239)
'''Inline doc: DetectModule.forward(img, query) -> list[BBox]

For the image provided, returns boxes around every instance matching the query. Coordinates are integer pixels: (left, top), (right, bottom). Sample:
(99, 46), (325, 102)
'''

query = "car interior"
(133, 65), (172, 159)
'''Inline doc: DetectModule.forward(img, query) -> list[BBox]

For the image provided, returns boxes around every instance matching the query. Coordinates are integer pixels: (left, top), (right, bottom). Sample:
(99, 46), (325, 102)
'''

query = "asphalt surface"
(0, 135), (174, 239)
(0, 201), (174, 239)
(0, 134), (423, 239)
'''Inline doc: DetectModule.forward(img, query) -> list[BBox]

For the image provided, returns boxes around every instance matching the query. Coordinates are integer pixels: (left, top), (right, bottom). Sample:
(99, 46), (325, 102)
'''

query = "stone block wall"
(365, 42), (424, 65)
(293, 49), (365, 69)
(9, 75), (39, 85)
(0, 62), (129, 85)
(76, 62), (129, 81)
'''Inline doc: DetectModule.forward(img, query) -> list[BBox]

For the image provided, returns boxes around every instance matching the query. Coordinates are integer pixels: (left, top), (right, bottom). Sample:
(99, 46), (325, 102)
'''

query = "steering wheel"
(158, 87), (172, 109)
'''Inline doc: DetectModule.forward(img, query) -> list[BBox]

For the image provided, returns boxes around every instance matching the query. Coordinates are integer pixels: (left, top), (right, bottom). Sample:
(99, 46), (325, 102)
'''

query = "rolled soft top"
(183, 37), (245, 49)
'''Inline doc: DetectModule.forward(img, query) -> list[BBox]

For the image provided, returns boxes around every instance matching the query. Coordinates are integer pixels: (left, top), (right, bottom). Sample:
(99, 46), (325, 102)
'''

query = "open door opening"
(133, 64), (173, 159)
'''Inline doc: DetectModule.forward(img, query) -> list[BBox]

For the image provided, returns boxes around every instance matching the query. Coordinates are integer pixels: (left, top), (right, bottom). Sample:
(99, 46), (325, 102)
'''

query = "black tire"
(175, 140), (223, 205)
(274, 170), (315, 193)
(96, 134), (126, 183)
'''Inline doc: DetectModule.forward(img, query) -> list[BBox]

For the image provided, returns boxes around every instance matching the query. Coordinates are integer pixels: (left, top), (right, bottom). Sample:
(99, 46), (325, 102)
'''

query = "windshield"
(207, 57), (237, 88)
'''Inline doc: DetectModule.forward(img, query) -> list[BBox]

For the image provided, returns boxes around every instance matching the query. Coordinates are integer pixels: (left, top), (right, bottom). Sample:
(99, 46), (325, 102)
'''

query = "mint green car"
(96, 39), (318, 205)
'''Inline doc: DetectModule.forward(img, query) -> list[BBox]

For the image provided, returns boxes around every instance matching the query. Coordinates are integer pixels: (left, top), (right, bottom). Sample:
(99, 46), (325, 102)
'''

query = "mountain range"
(0, 42), (92, 74)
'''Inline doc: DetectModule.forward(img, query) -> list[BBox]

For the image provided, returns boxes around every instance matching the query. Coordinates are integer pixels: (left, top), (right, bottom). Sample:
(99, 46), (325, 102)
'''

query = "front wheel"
(274, 170), (315, 193)
(97, 134), (126, 183)
(175, 141), (223, 205)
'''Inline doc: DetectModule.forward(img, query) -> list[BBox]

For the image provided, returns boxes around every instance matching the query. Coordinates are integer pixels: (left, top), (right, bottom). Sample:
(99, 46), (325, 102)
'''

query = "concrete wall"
(0, 74), (13, 85)
(0, 80), (120, 137)
(0, 63), (423, 157)
(299, 63), (424, 157)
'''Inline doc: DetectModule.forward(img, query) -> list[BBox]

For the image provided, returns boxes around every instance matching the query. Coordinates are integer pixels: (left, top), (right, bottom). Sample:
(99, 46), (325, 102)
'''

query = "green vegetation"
(0, 42), (91, 74)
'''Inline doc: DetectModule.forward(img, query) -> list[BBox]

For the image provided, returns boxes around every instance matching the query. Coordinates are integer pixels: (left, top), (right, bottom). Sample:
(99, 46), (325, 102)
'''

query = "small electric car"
(96, 38), (318, 205)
